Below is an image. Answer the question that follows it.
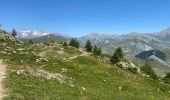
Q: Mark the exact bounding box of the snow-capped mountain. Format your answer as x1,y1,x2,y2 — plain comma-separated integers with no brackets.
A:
17,30,49,39
17,30,72,39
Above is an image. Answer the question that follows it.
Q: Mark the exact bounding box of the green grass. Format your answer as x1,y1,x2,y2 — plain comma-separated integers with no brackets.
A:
1,43,170,100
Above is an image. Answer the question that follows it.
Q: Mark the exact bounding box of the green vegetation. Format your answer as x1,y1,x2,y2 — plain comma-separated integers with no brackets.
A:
128,67,138,74
0,42,170,99
164,72,170,83
1,31,170,100
110,47,124,64
11,29,17,37
85,40,92,52
140,61,158,80
63,42,68,46
29,39,33,44
93,45,102,55
69,39,79,48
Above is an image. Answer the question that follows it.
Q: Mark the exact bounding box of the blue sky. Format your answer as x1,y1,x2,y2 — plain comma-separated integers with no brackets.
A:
0,0,170,37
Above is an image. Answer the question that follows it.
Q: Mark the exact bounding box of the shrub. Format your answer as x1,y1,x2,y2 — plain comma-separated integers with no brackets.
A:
128,67,138,74
164,72,170,83
63,42,68,46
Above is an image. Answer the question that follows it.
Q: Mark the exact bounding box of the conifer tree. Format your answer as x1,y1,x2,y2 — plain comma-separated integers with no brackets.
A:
69,39,79,48
93,45,102,55
29,39,33,44
12,29,17,37
85,40,92,52
110,47,124,64
63,42,67,46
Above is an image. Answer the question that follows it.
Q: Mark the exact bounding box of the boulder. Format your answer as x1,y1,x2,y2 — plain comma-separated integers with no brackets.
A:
116,62,129,69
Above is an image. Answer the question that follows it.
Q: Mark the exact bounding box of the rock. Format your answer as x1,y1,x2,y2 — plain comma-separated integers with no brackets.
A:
61,68,67,73
70,84,74,87
118,86,122,91
82,87,86,91
16,68,73,85
16,69,25,75
57,51,65,54
116,62,128,69
0,30,18,42
36,58,48,62
17,48,25,51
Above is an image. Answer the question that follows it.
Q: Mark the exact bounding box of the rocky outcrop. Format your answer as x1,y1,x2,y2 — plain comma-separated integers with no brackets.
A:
116,62,129,69
0,30,17,42
16,68,74,85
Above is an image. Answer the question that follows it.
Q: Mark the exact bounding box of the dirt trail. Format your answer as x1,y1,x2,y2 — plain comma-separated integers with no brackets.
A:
0,59,6,99
64,49,88,62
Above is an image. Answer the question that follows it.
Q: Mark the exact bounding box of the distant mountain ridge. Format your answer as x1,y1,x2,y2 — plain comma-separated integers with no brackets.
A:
16,27,170,75
135,50,166,61
78,27,170,73
17,30,72,39
20,34,70,43
78,27,170,53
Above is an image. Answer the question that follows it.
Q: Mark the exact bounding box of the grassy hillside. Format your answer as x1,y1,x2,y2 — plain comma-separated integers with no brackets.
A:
1,42,170,100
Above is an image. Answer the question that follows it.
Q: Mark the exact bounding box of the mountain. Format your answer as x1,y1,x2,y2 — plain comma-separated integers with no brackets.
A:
78,27,170,75
21,34,70,43
17,30,72,39
135,50,166,61
17,30,49,39
78,27,170,55
155,27,170,41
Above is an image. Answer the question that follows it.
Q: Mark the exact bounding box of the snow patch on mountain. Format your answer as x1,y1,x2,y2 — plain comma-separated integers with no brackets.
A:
18,30,49,39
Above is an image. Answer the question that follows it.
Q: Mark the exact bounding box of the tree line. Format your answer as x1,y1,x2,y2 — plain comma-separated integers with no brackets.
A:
66,39,102,56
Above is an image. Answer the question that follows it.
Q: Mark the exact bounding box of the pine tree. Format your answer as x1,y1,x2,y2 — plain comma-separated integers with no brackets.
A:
93,45,102,55
69,39,79,48
85,40,92,52
11,29,17,37
93,45,97,55
164,72,170,82
110,47,124,64
63,42,67,46
117,47,123,58
29,39,33,44
96,47,102,55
